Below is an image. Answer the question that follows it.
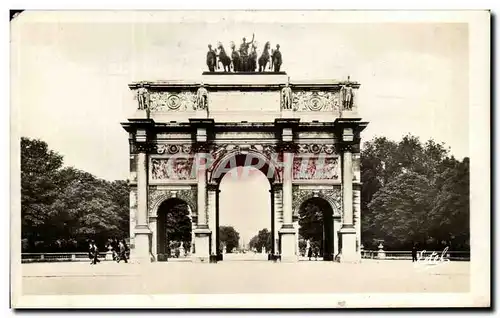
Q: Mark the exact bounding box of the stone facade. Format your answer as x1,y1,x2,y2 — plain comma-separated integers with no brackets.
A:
122,73,367,263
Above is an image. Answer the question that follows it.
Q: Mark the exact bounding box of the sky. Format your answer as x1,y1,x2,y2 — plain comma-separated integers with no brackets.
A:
11,12,469,244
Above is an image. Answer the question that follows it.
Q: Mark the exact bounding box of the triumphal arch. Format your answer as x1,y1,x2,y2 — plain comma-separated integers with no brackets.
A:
122,71,367,263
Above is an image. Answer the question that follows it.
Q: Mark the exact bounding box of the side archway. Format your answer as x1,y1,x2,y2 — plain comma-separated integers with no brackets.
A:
155,197,193,261
292,188,341,219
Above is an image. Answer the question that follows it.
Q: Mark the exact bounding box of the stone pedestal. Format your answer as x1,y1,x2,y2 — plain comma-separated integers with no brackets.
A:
338,226,359,263
193,228,211,262
279,226,297,262
133,227,153,263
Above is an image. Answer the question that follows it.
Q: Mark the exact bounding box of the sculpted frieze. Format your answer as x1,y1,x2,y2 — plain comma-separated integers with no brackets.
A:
296,144,336,155
292,91,340,112
156,144,193,155
149,91,197,112
151,158,195,180
293,157,340,180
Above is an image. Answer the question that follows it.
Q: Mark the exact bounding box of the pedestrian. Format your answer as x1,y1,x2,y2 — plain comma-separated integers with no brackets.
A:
88,241,94,265
412,244,418,262
111,238,119,261
89,240,100,265
117,240,128,263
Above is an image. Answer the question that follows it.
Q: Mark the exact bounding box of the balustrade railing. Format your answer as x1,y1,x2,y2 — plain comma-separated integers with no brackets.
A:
21,252,108,263
360,250,470,261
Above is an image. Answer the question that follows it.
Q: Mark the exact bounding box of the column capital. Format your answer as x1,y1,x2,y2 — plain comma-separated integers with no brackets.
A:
207,183,218,192
135,142,155,154
340,143,354,153
277,142,297,153
193,142,210,153
271,183,283,192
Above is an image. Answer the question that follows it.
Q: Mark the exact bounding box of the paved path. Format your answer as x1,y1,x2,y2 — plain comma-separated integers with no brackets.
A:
21,259,469,295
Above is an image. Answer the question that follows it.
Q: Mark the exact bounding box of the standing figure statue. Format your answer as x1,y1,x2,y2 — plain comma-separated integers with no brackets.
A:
239,33,255,72
206,44,217,72
281,81,293,110
271,44,282,72
137,82,149,110
340,85,354,110
230,42,241,72
249,43,258,72
196,84,209,110
258,41,271,72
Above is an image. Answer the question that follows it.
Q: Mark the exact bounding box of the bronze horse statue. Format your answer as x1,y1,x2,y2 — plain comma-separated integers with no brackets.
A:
258,41,271,72
216,43,232,72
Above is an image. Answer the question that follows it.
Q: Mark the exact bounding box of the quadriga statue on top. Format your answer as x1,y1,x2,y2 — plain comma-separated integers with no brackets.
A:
205,34,283,73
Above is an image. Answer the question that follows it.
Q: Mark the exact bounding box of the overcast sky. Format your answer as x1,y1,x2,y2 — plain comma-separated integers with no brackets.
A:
11,11,469,244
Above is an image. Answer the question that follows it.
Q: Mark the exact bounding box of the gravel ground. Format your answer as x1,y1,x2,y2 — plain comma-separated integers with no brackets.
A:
21,257,470,295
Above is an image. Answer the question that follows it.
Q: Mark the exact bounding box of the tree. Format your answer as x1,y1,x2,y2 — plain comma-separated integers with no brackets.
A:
298,201,324,247
21,137,131,252
219,226,240,253
163,201,192,251
248,228,272,252
21,138,64,250
361,134,468,251
428,157,470,250
367,171,434,249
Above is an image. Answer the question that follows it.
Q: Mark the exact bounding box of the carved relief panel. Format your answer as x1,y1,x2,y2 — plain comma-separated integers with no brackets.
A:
293,144,340,180
151,158,195,180
292,91,341,112
149,91,197,112
148,187,197,217
292,186,342,217
293,157,340,180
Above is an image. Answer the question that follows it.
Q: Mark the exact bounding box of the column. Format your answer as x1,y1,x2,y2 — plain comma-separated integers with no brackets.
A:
193,148,211,262
273,185,283,256
339,144,359,262
134,150,152,263
207,183,218,262
279,147,297,262
270,188,275,257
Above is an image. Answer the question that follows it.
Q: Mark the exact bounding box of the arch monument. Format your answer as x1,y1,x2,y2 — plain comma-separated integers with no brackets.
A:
121,71,368,263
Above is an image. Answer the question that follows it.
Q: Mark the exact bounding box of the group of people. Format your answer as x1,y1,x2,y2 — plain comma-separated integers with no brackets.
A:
88,239,129,265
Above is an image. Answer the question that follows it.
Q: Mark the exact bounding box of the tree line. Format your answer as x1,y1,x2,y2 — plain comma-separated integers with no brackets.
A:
21,137,129,252
361,135,469,251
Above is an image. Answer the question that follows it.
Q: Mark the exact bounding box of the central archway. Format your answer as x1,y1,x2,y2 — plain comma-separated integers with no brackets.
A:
209,151,279,261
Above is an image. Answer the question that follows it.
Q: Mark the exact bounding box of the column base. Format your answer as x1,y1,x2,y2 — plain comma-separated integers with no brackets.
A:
279,226,298,262
338,226,360,263
132,227,153,263
192,227,211,263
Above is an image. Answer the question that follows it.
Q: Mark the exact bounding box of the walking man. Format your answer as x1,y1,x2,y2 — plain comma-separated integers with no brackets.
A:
89,241,100,265
117,240,128,263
